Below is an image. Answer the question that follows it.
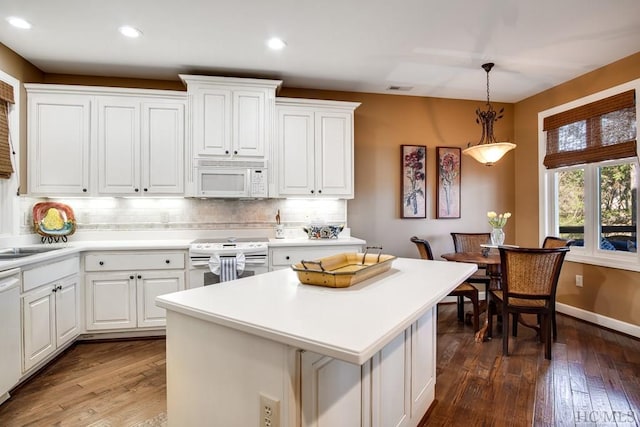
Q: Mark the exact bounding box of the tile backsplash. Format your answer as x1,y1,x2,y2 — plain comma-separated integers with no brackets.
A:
19,197,347,234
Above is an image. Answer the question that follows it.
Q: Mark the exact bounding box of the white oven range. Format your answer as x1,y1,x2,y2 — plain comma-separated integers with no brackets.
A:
188,237,269,288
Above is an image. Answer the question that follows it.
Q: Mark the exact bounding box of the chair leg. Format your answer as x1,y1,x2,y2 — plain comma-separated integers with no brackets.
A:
487,294,494,339
512,313,518,337
470,294,479,332
502,308,510,356
457,296,464,322
552,311,558,341
543,314,552,360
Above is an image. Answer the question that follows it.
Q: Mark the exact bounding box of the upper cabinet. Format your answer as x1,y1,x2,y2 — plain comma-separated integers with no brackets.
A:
97,97,185,195
27,91,92,195
274,98,360,198
179,75,282,160
26,85,186,197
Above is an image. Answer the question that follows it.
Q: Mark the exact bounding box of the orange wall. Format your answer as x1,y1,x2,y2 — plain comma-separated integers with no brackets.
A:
514,52,640,326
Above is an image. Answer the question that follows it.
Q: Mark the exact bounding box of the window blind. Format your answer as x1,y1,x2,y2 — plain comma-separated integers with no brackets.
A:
543,89,637,169
0,80,15,179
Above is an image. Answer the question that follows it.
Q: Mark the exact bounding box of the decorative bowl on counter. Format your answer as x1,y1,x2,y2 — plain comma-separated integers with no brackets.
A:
303,224,344,239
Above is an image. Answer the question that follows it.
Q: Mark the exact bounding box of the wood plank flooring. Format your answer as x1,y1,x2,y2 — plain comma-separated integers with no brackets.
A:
0,305,639,426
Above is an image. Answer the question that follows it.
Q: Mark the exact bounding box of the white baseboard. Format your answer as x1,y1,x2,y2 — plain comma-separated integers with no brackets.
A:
556,303,640,339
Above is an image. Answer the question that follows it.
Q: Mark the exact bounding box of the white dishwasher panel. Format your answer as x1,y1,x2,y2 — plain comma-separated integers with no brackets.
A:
0,268,21,405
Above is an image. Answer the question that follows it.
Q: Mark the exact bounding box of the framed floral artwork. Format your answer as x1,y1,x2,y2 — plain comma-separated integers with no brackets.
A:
401,145,426,218
436,147,461,219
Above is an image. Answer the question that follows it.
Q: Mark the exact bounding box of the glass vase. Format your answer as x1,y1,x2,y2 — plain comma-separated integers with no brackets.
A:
491,227,505,246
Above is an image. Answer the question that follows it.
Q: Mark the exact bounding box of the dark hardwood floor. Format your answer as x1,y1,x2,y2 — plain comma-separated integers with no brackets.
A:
1,305,639,426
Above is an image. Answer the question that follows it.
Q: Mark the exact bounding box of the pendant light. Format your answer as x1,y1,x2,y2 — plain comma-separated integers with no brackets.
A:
462,63,515,166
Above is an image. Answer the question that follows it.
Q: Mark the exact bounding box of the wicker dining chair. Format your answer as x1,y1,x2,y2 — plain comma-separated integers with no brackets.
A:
410,236,480,332
487,246,569,360
450,232,491,287
542,236,574,339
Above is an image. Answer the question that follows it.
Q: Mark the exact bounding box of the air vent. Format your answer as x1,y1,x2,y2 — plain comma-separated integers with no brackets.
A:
387,85,413,91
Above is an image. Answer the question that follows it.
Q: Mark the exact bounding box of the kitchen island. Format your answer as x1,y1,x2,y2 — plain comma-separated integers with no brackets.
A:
156,257,476,427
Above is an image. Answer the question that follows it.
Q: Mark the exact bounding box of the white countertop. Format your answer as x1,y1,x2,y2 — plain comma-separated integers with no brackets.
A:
156,257,476,364
0,236,367,271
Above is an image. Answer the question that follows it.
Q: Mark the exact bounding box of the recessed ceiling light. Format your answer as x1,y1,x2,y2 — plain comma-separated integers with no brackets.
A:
267,37,287,50
119,25,142,38
7,16,32,29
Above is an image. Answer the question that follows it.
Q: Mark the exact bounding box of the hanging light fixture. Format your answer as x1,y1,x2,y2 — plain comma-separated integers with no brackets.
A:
463,63,515,166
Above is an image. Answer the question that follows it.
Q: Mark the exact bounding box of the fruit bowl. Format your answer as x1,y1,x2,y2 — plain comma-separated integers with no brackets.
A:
303,224,344,239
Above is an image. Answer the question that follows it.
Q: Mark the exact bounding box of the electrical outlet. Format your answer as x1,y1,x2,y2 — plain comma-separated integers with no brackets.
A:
260,393,280,427
575,274,583,287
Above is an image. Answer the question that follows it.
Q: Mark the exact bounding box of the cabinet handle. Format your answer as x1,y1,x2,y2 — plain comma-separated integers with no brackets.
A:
57,285,62,291
130,275,135,280
137,275,142,279
225,150,229,154
99,261,104,266
310,190,314,194
52,286,58,293
143,188,148,192
82,188,87,193
165,259,170,264
135,188,139,192
233,150,238,155
318,189,322,194
285,256,290,260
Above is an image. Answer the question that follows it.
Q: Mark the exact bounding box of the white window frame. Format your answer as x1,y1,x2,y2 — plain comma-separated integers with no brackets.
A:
539,78,640,272
0,70,20,238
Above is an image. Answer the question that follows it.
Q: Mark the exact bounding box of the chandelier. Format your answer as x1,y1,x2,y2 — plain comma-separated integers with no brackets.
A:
462,63,515,166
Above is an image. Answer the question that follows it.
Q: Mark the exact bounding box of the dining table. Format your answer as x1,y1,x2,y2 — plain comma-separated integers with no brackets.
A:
441,250,502,342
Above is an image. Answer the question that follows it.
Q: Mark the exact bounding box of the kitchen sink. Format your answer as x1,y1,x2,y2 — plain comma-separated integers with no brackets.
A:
0,247,63,259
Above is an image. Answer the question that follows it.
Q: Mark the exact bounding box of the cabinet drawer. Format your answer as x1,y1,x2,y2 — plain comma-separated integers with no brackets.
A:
84,251,186,272
271,245,362,267
23,256,80,293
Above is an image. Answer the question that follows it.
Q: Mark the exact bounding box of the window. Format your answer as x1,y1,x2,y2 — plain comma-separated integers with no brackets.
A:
539,80,639,271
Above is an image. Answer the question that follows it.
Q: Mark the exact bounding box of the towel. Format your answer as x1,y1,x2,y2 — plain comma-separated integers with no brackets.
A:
208,253,246,282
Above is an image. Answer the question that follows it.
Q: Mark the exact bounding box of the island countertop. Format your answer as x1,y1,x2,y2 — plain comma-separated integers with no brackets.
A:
156,257,476,364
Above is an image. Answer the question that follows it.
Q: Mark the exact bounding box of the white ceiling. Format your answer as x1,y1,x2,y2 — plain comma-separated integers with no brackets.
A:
1,0,640,102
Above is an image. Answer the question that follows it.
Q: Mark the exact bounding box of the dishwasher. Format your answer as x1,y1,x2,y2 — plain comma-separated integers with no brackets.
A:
0,268,21,405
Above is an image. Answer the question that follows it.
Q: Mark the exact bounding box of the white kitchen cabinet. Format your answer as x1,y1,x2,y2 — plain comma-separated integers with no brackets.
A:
26,91,91,195
299,308,435,427
97,97,185,196
301,351,367,427
269,243,364,271
22,257,80,372
25,84,186,197
84,251,186,331
275,98,360,198
180,75,282,159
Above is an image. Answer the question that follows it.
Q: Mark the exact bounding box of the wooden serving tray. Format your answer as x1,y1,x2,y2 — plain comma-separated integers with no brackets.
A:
291,251,396,288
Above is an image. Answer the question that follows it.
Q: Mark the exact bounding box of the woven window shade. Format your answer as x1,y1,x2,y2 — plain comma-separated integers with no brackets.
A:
0,97,14,179
543,90,637,169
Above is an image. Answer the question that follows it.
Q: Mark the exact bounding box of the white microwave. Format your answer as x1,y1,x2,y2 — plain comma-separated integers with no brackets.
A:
195,160,268,198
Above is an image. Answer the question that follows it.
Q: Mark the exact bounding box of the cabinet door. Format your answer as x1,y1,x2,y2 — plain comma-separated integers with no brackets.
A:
85,272,137,330
28,93,91,195
22,286,56,372
410,308,436,419
55,275,81,348
142,101,185,194
233,90,266,157
315,111,353,198
276,107,315,196
97,97,141,194
136,270,185,328
195,88,232,156
301,351,363,427
371,331,411,427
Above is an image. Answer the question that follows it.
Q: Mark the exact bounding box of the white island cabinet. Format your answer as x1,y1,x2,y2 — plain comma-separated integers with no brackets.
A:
156,257,476,427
